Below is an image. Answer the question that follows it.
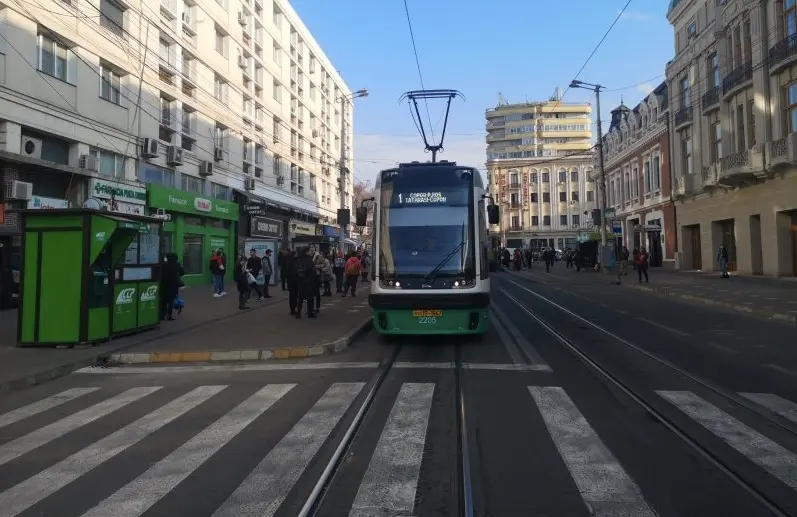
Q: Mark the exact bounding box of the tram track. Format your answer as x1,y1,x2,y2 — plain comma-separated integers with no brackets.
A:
499,275,796,517
302,338,476,517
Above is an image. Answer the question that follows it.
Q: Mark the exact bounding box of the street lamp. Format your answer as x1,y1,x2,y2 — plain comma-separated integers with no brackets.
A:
569,79,611,269
336,88,368,254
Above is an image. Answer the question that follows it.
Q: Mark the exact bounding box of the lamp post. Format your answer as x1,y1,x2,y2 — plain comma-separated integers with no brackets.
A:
570,79,612,272
337,88,368,254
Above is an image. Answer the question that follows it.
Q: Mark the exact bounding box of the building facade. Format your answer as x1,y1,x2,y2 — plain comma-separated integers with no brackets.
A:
600,82,677,268
486,97,597,250
0,0,355,299
666,0,797,276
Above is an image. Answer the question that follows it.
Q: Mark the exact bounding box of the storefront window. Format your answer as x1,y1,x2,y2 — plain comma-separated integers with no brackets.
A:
209,219,229,229
162,232,174,254
182,234,204,275
184,216,204,227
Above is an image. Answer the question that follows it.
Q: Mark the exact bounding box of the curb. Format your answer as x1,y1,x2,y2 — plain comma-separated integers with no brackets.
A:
0,296,286,395
104,316,374,365
627,283,797,323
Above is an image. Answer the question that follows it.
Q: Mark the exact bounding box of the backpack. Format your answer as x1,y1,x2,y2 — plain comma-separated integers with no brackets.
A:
345,259,360,276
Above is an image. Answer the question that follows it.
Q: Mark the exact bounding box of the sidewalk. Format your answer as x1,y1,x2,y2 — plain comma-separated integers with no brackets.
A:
107,291,372,364
0,285,370,393
513,266,797,323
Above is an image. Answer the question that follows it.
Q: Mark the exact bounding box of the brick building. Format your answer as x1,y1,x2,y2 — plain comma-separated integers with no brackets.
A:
599,82,677,268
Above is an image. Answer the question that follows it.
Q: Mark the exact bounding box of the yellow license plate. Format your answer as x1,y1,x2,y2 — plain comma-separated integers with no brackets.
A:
413,310,442,317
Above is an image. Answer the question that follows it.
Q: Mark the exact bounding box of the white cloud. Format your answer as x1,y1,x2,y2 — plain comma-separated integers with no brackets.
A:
618,11,650,21
353,134,487,185
636,83,655,95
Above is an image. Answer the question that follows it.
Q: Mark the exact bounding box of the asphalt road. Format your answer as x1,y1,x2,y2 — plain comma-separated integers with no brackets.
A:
1,274,796,516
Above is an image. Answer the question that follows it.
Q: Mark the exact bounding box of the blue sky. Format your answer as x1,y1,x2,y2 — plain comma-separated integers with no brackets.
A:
290,0,675,186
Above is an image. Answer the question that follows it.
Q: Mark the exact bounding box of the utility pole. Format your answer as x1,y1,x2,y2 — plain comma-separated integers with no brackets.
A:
337,89,368,254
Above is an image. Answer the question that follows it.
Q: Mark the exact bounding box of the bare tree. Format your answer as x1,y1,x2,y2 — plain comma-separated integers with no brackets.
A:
352,180,374,235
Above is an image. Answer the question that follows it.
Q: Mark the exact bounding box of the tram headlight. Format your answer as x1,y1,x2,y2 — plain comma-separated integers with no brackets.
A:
451,278,476,289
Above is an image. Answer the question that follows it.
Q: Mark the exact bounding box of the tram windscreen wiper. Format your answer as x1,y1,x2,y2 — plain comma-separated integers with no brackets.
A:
423,241,465,285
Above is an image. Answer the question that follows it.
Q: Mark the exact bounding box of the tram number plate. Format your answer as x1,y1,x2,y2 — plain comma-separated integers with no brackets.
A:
413,310,442,317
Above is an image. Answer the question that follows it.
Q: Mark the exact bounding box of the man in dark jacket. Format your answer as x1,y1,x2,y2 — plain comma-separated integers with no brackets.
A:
294,247,316,318
245,248,263,300
285,250,299,315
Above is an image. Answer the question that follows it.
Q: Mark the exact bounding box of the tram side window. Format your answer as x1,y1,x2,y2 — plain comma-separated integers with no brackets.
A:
478,200,488,279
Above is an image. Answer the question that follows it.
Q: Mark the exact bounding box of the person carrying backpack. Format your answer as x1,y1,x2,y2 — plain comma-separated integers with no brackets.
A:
341,252,362,297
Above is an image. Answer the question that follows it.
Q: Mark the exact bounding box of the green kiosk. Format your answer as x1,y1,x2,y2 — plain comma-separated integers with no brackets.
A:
15,209,164,347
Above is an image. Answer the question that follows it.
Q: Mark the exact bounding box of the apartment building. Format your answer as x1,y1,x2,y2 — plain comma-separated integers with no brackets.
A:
0,0,354,288
666,0,797,276
486,97,597,250
600,82,677,268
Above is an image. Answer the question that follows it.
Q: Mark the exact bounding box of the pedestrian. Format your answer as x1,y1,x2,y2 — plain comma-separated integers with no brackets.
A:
261,249,273,297
234,256,251,310
333,251,345,293
246,248,264,301
321,252,333,296
286,249,299,315
295,246,317,318
278,246,291,290
717,244,730,278
342,252,362,297
160,253,183,321
209,249,226,297
636,246,650,283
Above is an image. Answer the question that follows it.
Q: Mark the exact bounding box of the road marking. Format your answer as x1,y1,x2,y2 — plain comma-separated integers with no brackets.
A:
615,309,629,315
213,383,365,517
658,390,797,489
491,302,547,364
701,341,738,355
740,393,797,425
488,312,524,364
82,384,295,517
349,383,434,517
0,386,226,517
394,362,454,369
636,317,689,336
463,363,552,371
0,387,100,428
75,362,381,374
763,364,797,378
0,387,159,467
529,386,657,516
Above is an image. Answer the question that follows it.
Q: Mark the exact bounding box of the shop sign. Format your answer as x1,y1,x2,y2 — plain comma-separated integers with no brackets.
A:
147,184,238,221
251,216,282,238
244,202,267,216
28,195,69,210
290,220,316,236
89,178,147,205
321,224,340,237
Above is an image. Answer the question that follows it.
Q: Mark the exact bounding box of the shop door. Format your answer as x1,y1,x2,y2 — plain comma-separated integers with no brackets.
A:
689,226,702,270
647,231,663,267
720,220,737,271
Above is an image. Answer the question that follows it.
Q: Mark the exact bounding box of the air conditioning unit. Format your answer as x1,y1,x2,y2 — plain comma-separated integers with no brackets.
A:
20,136,42,159
276,175,284,185
238,55,247,68
199,161,213,176
238,11,246,25
79,154,98,172
181,12,191,24
8,180,33,201
312,130,319,138
142,138,159,158
213,147,224,161
167,146,183,165
244,176,255,190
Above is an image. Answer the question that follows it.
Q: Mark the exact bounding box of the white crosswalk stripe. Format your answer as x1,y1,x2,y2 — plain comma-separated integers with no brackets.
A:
6,384,797,516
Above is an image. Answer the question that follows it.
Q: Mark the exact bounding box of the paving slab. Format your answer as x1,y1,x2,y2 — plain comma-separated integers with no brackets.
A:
513,267,797,323
0,286,290,394
106,293,373,365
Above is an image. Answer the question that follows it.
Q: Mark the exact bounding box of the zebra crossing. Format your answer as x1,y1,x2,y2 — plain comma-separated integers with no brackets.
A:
3,383,797,516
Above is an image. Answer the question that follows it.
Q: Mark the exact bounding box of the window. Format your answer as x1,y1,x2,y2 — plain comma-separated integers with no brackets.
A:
587,190,594,202
558,170,567,183
89,147,124,178
530,172,537,183
570,170,578,182
688,22,696,38
710,53,719,88
273,42,282,67
632,167,639,197
214,123,228,150
100,0,125,38
542,192,550,203
680,76,691,107
643,160,651,192
142,165,174,187
560,215,567,226
38,34,68,82
624,171,630,200
215,27,227,56
543,216,551,226
181,174,203,193
273,79,281,102
530,192,538,203
541,172,550,183
211,182,231,200
743,19,752,64
100,65,121,104
681,129,693,175
785,82,797,134
531,216,539,226
559,191,567,202
711,121,722,162
573,215,580,226
736,104,745,151
747,99,756,146
571,191,578,201
652,155,661,190
784,0,796,38
214,74,227,103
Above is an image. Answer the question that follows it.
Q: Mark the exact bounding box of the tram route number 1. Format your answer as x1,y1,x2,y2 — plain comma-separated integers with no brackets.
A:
413,309,442,324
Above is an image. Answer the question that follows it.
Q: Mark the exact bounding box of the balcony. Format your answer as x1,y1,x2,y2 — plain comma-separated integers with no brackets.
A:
160,0,177,18
672,175,686,198
181,60,197,87
769,34,797,74
159,49,177,75
701,87,720,114
509,202,520,209
701,163,718,190
718,145,764,186
673,105,693,129
766,133,797,171
509,182,520,189
507,225,523,232
722,61,753,97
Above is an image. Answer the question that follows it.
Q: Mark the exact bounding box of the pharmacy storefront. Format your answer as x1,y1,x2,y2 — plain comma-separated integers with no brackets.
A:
87,178,147,215
147,184,238,286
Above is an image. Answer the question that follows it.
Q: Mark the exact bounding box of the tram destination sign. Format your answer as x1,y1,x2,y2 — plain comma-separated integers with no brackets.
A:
390,188,467,207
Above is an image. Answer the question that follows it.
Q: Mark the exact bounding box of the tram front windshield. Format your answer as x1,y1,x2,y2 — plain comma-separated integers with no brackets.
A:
378,170,475,279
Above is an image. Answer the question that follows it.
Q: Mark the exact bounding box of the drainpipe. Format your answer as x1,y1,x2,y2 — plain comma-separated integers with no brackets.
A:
666,110,679,262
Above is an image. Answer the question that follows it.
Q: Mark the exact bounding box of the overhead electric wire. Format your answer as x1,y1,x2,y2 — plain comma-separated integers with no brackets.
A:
401,0,435,141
